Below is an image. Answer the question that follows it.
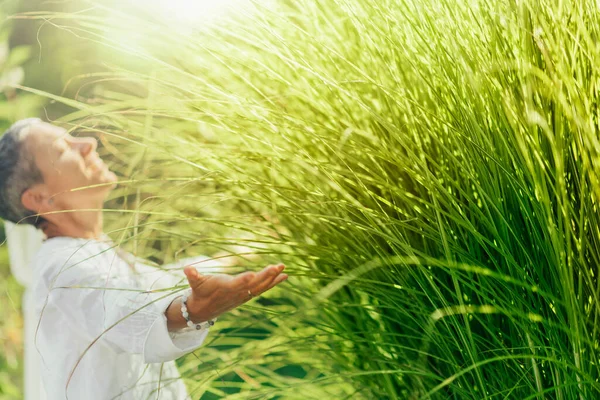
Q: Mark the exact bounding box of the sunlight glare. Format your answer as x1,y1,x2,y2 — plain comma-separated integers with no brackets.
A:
102,0,253,56
139,0,243,25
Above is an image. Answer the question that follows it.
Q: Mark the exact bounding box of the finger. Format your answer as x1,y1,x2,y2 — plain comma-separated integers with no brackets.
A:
252,264,280,284
252,264,285,285
230,264,285,290
269,273,288,288
252,273,288,297
249,265,285,295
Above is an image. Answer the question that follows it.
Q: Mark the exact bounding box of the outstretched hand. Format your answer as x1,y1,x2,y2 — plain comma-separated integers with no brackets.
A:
182,263,288,322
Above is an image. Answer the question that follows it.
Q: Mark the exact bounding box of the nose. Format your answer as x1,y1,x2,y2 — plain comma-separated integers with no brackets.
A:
72,136,98,157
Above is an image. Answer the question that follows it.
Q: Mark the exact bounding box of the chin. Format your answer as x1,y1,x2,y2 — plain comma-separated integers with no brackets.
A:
96,170,118,194
105,171,118,190
106,170,118,182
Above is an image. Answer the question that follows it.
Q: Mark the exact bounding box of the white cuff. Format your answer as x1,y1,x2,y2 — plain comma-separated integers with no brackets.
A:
142,292,212,364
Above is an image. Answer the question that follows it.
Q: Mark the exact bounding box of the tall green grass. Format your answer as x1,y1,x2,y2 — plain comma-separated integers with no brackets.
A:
15,0,600,397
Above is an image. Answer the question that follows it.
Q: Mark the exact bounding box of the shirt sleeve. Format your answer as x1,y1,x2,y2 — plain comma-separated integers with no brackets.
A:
134,256,225,363
39,248,214,364
142,292,213,363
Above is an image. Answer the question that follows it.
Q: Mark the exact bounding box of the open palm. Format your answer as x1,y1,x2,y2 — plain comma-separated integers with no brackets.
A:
182,263,287,322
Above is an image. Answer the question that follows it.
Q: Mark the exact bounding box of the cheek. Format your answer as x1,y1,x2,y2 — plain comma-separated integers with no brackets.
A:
49,159,89,186
63,155,88,174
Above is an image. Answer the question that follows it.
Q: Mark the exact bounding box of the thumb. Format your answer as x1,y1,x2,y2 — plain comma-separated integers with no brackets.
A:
184,265,203,285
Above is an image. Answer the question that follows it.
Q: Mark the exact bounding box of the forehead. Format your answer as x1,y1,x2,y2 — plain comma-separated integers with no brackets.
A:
23,122,67,149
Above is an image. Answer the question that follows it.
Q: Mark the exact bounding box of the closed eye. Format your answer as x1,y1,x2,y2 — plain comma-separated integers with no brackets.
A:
55,139,69,155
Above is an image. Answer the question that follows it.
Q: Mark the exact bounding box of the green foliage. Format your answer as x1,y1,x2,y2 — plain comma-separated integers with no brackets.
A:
14,0,600,398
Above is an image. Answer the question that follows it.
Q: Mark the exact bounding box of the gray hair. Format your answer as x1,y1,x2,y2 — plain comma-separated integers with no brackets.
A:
0,118,46,227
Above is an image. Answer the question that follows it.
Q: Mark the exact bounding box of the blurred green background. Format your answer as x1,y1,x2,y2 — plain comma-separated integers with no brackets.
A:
0,0,49,397
0,226,22,400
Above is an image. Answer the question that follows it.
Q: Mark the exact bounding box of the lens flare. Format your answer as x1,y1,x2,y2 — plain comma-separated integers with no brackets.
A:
135,0,242,25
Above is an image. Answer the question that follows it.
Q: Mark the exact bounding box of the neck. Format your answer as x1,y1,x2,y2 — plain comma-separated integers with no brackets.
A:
42,208,104,240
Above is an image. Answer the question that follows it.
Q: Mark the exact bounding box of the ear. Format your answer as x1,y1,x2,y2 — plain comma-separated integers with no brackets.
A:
21,184,52,215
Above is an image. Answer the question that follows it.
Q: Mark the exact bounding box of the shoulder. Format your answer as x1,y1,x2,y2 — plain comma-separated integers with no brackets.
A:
35,237,97,268
31,237,117,289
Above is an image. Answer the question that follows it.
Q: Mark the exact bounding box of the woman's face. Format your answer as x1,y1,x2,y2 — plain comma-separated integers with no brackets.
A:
23,122,117,210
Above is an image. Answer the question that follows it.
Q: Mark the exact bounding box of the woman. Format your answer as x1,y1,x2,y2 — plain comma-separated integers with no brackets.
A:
0,118,288,399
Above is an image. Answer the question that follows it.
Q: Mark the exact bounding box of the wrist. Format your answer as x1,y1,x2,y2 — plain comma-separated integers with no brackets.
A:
166,295,188,332
181,289,216,330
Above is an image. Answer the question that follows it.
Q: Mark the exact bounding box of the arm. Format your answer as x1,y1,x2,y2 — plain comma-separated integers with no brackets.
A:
39,246,286,364
134,259,286,362
165,263,288,332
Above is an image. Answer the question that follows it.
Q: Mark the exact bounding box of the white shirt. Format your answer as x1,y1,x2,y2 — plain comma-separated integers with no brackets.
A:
29,235,218,400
